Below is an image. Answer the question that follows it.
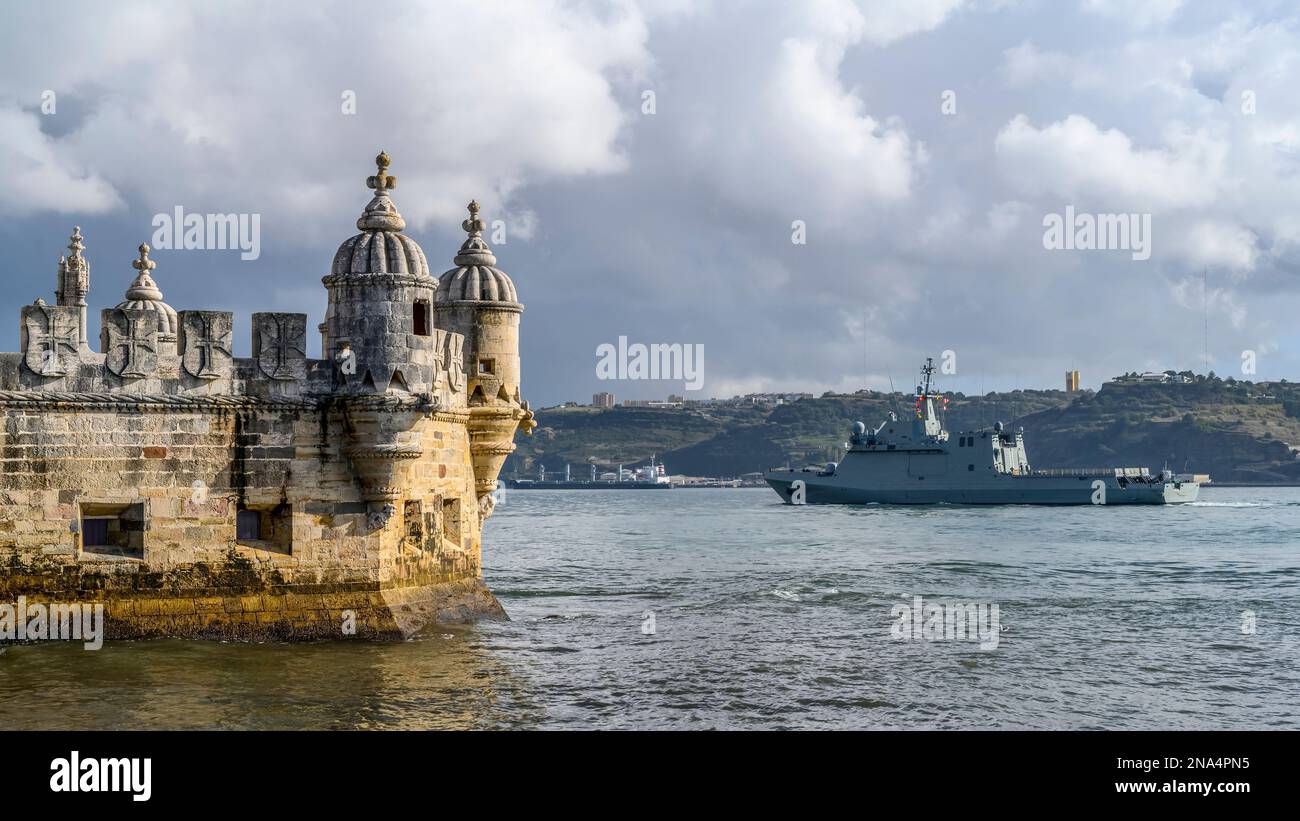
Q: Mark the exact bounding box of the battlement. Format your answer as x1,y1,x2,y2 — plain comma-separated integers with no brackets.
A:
7,245,469,407
3,301,468,406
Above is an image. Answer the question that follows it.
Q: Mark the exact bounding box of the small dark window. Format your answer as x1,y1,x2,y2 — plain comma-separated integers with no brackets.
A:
83,518,109,546
968,464,975,471
413,301,430,336
235,505,292,554
236,509,261,541
478,358,495,375
79,502,145,559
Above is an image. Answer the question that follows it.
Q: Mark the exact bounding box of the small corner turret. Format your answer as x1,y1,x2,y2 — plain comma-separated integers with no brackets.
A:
435,199,534,515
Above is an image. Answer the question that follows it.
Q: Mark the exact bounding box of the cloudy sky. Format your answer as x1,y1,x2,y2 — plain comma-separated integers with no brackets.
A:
3,0,1299,406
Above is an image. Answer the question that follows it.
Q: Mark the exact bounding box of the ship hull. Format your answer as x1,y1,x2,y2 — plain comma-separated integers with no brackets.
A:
765,470,1199,505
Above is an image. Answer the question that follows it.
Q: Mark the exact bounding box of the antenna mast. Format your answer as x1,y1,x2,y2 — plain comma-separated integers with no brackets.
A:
1203,266,1209,374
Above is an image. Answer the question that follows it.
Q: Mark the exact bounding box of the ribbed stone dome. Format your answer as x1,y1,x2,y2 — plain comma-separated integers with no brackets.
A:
330,151,431,279
332,231,429,277
436,201,520,305
117,243,178,339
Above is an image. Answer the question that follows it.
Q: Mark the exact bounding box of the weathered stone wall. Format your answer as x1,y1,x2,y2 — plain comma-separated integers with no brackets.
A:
0,389,503,640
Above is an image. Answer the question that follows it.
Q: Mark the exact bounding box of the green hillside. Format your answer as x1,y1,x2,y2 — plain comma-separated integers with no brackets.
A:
1019,378,1300,482
508,376,1300,483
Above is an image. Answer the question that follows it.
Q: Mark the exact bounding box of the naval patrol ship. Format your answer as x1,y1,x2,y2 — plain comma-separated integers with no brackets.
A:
766,358,1202,506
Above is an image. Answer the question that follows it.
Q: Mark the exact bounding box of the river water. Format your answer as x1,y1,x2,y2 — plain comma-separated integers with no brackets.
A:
2,487,1296,729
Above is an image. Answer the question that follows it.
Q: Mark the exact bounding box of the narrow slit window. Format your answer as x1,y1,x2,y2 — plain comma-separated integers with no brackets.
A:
413,301,431,336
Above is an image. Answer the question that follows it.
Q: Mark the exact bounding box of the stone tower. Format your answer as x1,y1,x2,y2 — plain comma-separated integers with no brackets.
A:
323,151,438,395
1,150,535,640
436,201,535,514
54,226,90,349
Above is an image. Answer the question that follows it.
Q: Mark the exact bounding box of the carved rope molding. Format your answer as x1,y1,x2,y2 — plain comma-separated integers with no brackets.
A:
0,391,443,414
0,391,318,412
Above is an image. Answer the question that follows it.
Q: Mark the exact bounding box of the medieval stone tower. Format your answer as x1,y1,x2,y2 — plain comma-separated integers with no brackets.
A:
0,151,534,641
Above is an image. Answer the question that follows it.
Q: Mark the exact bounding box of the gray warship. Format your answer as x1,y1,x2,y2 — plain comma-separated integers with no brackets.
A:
766,358,1202,506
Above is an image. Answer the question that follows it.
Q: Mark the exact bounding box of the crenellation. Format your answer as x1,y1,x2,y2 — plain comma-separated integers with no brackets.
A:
0,151,534,640
178,310,234,382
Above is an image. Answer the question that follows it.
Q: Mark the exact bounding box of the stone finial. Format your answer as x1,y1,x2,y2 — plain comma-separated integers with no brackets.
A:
133,243,155,274
357,150,406,232
125,243,164,302
57,226,90,303
69,227,89,289
366,150,396,194
453,198,497,267
462,200,485,236
68,226,86,259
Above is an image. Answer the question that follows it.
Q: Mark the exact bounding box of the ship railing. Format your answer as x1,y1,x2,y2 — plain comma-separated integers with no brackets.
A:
1028,468,1129,477
766,466,832,475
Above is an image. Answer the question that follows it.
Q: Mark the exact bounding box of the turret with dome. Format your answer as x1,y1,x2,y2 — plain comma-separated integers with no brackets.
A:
321,151,438,395
436,199,533,508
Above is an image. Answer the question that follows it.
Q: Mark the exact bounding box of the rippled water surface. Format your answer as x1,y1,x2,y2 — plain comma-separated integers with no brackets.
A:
2,487,1297,729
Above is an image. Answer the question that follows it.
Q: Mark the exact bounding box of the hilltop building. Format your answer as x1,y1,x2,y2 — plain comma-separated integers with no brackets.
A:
1109,371,1194,385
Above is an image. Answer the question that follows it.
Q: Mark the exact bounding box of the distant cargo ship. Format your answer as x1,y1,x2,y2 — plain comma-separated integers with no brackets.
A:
765,357,1204,506
508,479,672,490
